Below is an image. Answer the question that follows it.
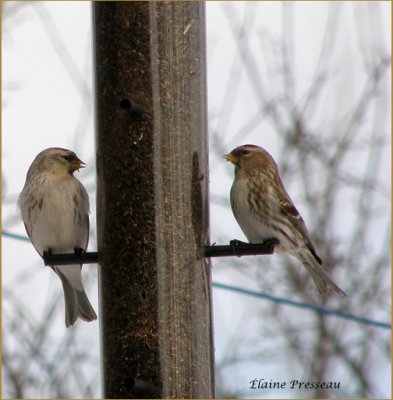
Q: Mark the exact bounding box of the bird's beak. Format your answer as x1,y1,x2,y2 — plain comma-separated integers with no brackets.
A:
71,159,86,172
224,153,237,164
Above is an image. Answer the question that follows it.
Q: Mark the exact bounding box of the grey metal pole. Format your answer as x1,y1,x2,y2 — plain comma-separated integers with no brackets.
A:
93,1,214,398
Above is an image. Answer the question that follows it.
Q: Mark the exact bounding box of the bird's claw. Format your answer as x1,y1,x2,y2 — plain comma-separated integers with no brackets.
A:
229,238,279,255
42,249,53,266
229,239,248,248
263,238,279,253
74,247,85,257
229,239,248,257
43,249,53,258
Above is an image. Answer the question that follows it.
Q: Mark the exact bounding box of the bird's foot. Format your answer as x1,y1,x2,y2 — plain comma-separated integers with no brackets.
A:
229,239,249,257
43,249,53,258
74,247,85,257
263,238,280,253
229,239,249,249
42,249,53,266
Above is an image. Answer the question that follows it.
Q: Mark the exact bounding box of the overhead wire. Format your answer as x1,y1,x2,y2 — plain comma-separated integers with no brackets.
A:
213,282,391,330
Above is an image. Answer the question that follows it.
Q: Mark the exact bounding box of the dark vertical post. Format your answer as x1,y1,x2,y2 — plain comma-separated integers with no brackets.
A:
93,2,213,399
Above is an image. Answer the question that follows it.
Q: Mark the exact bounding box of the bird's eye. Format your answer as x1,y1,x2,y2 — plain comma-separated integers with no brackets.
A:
242,150,250,155
62,155,70,161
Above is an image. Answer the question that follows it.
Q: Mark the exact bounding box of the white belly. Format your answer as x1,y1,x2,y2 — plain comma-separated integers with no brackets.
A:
28,179,88,255
230,178,287,252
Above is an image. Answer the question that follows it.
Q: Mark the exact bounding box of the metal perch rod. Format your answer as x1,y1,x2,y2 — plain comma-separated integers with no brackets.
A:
42,239,279,266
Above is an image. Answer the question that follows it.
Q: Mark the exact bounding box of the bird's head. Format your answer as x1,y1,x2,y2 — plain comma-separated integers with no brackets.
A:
224,144,278,175
30,147,86,177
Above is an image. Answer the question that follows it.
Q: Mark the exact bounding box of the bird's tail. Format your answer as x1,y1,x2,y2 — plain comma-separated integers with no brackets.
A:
54,265,97,327
296,252,346,296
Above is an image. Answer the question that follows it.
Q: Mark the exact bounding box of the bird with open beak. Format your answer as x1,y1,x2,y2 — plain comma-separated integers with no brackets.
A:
18,147,97,327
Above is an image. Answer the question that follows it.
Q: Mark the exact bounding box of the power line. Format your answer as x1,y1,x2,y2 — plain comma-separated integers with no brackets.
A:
213,282,391,330
3,230,391,330
2,230,30,242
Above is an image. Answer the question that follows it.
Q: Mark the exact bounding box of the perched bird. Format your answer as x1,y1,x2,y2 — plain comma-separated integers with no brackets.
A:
18,147,97,327
225,144,346,296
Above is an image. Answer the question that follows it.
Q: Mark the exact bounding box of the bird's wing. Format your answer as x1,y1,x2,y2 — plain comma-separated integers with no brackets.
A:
77,180,90,251
276,186,322,265
23,221,45,257
82,213,89,251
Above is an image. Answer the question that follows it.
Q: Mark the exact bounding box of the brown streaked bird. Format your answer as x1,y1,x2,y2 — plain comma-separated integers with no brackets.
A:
18,147,97,327
225,144,346,296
